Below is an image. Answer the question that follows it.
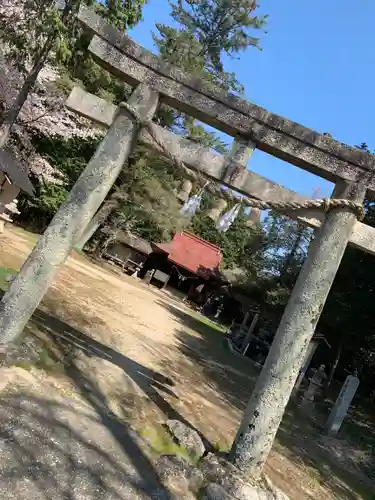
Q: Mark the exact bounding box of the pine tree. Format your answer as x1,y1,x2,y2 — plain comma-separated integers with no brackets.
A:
155,0,267,95
153,0,266,150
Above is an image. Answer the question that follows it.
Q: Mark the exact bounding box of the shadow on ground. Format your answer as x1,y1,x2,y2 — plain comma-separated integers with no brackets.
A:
0,391,165,500
1,294,374,500
157,300,375,500
0,309,192,499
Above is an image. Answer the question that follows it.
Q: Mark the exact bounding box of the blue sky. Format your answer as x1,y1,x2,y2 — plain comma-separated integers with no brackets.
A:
129,0,375,198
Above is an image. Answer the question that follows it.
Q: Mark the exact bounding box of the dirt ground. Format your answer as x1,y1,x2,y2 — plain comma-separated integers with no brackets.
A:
0,226,374,500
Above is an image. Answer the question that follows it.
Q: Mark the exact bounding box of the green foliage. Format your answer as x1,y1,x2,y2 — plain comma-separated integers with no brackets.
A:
191,207,264,273
17,135,100,230
34,135,100,187
153,0,266,153
25,182,69,221
95,0,147,30
65,1,148,102
66,29,128,103
262,211,312,278
320,212,375,395
158,0,267,95
0,0,70,73
171,0,267,63
102,147,190,243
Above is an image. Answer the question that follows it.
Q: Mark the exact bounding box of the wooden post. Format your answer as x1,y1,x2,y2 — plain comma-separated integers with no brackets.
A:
229,181,366,476
74,210,102,251
241,312,260,353
0,85,159,345
241,310,251,329
292,338,320,397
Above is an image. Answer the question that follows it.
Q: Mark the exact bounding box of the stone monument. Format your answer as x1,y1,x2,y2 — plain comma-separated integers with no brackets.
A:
325,375,359,436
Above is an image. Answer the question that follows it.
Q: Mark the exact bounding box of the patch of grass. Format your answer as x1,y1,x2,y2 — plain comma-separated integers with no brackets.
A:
12,361,33,372
72,247,90,262
34,347,64,373
138,425,199,465
0,267,18,291
186,309,227,335
12,347,66,374
212,440,230,453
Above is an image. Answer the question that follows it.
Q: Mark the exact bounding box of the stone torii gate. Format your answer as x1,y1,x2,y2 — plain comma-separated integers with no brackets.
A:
1,4,375,478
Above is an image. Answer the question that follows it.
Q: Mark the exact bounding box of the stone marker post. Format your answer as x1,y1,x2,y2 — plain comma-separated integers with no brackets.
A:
0,84,159,344
230,180,366,476
325,375,359,436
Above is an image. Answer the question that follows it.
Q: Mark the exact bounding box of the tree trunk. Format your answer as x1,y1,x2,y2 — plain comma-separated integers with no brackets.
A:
0,42,52,148
75,192,125,250
279,225,304,283
0,1,75,149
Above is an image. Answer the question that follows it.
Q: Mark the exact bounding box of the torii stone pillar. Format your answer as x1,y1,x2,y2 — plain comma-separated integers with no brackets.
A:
0,85,159,344
230,180,366,476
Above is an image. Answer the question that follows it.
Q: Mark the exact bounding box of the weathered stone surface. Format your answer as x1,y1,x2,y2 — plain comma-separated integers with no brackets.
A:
202,481,277,500
231,183,366,475
202,483,234,500
200,453,245,485
154,455,204,493
200,454,289,500
165,420,206,459
220,477,271,500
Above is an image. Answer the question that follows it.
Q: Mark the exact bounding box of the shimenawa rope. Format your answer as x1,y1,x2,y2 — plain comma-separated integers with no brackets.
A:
119,102,365,221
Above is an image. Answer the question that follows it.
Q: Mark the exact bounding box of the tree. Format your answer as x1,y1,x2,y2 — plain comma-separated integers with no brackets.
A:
191,201,264,272
166,0,267,94
0,0,147,148
0,0,69,147
261,211,312,280
153,0,266,139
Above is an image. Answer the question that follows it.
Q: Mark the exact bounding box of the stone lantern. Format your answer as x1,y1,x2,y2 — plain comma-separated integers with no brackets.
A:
0,198,21,233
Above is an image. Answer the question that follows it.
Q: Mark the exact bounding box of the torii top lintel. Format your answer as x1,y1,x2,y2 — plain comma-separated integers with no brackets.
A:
78,4,375,196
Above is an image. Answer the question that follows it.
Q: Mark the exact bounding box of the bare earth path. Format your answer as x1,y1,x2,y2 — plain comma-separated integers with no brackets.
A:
0,227,373,500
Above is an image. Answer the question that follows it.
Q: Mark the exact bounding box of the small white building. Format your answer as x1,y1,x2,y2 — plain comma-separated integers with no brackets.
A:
0,148,34,230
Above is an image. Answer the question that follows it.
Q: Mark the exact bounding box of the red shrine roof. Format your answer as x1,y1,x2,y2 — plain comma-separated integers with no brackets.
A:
156,232,223,278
